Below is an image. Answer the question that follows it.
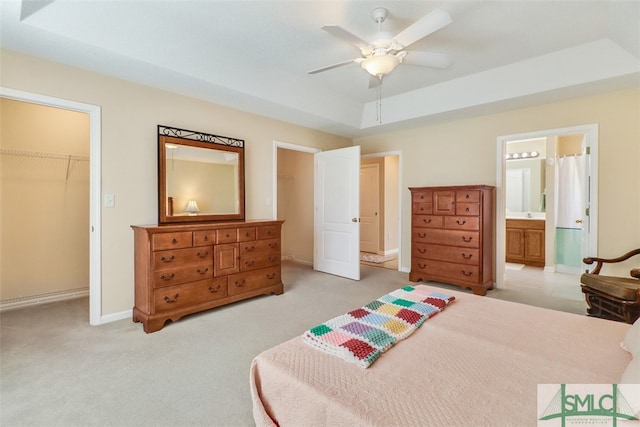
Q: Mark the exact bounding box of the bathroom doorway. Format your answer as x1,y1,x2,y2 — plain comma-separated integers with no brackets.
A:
496,124,598,290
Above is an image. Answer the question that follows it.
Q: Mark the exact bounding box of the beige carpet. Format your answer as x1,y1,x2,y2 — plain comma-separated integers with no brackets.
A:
0,260,587,427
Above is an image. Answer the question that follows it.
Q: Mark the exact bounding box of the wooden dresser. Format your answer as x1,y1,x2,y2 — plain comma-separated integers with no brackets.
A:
409,185,494,295
131,220,284,333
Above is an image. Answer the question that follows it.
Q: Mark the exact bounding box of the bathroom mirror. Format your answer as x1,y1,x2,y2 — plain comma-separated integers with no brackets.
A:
505,158,546,216
158,125,244,224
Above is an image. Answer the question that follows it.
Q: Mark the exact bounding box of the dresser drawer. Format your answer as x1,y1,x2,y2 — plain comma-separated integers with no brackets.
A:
443,216,480,230
152,232,193,251
411,190,432,202
153,263,213,288
228,266,281,296
412,202,433,215
257,225,280,240
153,277,228,313
240,253,281,271
455,202,480,216
153,246,213,271
412,229,480,248
240,238,280,255
456,190,481,203
413,243,479,266
411,259,479,283
193,230,216,246
216,228,238,244
238,227,256,242
412,215,443,228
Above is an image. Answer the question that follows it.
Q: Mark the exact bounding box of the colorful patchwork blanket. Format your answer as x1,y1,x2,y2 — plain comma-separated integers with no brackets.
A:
302,285,455,368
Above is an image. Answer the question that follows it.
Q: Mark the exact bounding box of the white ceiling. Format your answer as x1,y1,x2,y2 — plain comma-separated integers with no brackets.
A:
2,0,639,138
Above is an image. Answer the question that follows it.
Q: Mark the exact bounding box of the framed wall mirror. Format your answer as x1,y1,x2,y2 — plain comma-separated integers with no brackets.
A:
158,125,245,224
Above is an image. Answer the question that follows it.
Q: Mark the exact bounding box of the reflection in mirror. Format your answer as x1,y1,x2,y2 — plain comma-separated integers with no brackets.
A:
505,138,546,218
158,126,244,224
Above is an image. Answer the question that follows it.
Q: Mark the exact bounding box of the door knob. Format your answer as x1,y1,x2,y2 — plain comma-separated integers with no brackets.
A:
575,219,583,224
352,218,359,222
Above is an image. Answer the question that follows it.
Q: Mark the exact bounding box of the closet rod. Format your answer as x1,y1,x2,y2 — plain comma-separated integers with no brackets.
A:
0,148,89,162
556,153,582,158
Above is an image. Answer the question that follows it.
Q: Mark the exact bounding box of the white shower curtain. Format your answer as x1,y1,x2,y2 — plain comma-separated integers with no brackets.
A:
554,154,583,267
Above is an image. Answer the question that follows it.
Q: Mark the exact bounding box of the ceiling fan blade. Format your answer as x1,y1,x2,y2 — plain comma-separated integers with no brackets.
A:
393,9,452,48
308,59,357,75
403,51,453,69
321,25,370,49
368,75,382,89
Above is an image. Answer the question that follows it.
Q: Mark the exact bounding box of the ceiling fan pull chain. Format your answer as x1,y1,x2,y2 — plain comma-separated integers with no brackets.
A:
377,83,383,124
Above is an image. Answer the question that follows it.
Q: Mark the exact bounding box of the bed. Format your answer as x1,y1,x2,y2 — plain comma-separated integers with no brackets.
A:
250,284,638,426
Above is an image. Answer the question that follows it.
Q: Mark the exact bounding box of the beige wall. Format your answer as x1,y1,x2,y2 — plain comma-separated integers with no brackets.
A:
1,49,351,316
1,98,90,300
356,88,640,277
277,148,314,263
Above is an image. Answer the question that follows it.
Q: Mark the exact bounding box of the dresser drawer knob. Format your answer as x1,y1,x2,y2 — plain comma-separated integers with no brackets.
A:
160,255,175,263
461,270,472,277
245,260,255,267
235,279,246,287
245,245,255,252
462,236,473,243
208,285,221,293
418,248,426,254
418,233,426,238
268,243,278,249
465,194,470,199
465,207,470,212
171,238,178,244
418,263,427,269
163,294,179,303
225,233,230,238
422,219,431,224
197,251,209,258
204,236,209,241
197,268,209,274
266,273,276,280
160,273,175,281
456,220,466,225
462,253,472,260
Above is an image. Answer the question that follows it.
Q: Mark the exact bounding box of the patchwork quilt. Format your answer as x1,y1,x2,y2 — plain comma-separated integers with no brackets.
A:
302,285,455,368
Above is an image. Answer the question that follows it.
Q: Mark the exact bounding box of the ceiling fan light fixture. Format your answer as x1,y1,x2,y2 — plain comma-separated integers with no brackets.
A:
361,54,400,77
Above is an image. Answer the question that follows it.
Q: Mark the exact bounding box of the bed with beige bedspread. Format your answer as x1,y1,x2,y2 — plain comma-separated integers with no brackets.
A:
250,284,638,426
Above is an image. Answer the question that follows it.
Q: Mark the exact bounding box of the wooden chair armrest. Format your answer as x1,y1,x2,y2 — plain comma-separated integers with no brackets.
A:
583,248,640,275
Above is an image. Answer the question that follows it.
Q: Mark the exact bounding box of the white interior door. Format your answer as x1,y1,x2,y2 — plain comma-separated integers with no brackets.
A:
360,163,380,253
314,146,360,280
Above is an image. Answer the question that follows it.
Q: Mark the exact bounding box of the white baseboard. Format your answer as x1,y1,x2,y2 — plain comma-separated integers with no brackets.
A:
0,288,89,312
100,309,132,325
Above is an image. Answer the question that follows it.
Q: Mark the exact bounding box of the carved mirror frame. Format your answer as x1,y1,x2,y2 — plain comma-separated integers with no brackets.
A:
158,125,245,224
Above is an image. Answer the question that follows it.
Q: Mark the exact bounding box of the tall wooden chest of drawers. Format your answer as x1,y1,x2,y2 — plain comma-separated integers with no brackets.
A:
131,220,284,333
409,185,494,295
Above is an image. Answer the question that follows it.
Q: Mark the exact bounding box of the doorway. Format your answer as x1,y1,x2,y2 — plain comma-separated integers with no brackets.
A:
496,124,598,291
0,87,101,325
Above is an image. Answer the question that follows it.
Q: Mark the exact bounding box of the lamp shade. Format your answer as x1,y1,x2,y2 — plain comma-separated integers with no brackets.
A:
361,54,401,77
184,200,200,215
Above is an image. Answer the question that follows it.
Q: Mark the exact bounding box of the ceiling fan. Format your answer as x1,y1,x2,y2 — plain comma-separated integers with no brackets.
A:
309,7,453,88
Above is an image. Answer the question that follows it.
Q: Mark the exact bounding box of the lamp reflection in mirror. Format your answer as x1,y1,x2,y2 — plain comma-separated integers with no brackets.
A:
184,200,200,216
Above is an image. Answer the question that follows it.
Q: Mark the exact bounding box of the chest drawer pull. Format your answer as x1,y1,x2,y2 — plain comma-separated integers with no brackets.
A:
418,233,426,238
160,273,175,281
163,294,179,303
418,262,427,269
196,268,209,275
196,251,209,258
244,245,255,252
208,285,221,293
172,238,178,244
268,256,277,262
268,242,278,249
422,219,431,224
456,220,466,225
160,255,175,263
266,273,276,280
244,260,255,267
461,270,473,277
462,236,473,243
204,236,209,241
418,248,426,254
234,279,246,287
462,253,473,260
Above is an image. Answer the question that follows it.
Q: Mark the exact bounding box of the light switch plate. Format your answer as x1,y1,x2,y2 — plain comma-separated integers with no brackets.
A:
104,194,115,208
